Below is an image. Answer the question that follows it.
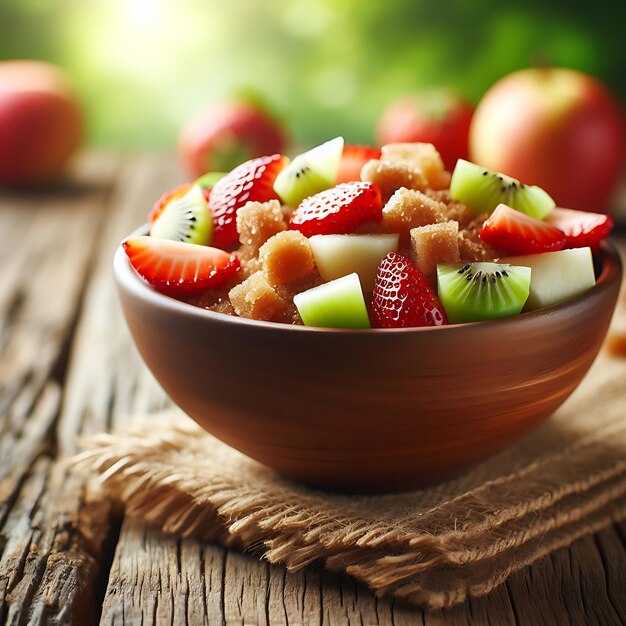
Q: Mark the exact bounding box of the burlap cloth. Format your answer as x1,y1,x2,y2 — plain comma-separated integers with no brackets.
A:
73,305,626,610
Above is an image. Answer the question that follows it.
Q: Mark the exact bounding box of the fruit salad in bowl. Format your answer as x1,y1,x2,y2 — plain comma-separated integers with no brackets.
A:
114,138,621,492
121,138,614,329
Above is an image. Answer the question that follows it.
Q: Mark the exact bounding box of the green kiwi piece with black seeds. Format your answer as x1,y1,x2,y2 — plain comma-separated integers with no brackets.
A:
450,159,555,219
437,261,531,323
150,184,213,245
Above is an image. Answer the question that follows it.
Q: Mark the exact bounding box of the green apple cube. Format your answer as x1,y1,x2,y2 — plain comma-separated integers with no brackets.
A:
273,136,344,207
308,234,399,291
502,247,596,310
293,273,370,329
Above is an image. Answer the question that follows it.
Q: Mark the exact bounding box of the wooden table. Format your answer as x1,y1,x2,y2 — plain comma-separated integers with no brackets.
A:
1,153,626,625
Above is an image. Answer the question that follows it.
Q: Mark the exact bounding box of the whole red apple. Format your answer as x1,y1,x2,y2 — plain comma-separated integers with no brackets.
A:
470,68,626,213
377,89,474,170
179,101,288,178
0,60,83,187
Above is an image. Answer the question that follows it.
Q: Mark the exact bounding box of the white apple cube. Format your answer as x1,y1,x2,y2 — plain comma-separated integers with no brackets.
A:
308,234,399,291
293,273,370,329
503,247,595,310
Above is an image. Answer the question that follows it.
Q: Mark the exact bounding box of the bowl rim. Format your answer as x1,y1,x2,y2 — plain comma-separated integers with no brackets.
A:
113,225,622,335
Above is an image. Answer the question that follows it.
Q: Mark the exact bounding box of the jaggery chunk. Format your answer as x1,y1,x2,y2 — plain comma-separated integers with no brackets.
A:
186,273,243,311
457,214,501,262
360,159,427,203
233,250,261,278
228,271,289,321
410,221,461,286
208,298,236,316
236,199,286,255
419,198,501,262
259,231,317,287
458,236,496,262
426,190,475,228
382,188,447,244
381,143,450,190
274,300,304,325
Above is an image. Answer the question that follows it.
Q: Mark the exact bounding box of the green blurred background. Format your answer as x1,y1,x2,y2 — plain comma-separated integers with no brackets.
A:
1,0,624,149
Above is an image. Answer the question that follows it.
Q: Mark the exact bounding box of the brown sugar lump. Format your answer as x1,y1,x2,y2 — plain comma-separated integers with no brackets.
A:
426,189,475,228
186,272,243,311
233,251,262,279
459,213,506,261
410,221,461,286
236,199,286,254
457,214,501,262
360,159,427,203
228,271,289,321
458,230,501,262
207,298,236,316
274,300,304,325
259,230,317,287
382,188,447,244
458,234,499,262
381,143,450,190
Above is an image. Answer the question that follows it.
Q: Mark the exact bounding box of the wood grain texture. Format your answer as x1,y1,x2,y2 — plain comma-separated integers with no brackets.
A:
0,154,120,624
1,153,626,624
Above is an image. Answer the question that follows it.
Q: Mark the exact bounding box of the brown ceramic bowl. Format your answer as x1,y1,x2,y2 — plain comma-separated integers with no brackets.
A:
114,231,622,493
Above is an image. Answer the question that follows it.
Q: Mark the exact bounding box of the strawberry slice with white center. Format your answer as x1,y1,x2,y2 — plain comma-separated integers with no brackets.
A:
480,203,567,255
371,252,447,328
336,144,382,183
209,153,288,249
289,181,383,237
123,236,240,297
545,206,613,250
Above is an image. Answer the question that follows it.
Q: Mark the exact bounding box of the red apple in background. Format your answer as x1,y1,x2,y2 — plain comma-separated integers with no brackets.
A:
179,101,288,178
0,61,83,187
470,68,626,213
377,89,474,170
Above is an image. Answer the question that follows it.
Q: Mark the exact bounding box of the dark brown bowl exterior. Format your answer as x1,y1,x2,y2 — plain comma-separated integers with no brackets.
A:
114,237,622,492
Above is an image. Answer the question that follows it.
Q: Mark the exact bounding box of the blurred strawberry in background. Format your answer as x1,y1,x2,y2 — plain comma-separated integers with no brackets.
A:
470,68,626,213
377,89,474,171
178,100,289,178
0,60,83,187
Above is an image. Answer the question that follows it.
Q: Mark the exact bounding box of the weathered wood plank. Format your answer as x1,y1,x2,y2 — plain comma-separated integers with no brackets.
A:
504,531,626,626
57,155,176,454
0,456,112,625
0,383,58,517
0,154,120,624
0,153,119,479
100,520,226,625
595,524,626,620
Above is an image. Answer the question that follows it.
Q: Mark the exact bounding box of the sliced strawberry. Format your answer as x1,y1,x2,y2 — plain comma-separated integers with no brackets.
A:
209,154,288,248
480,204,567,255
123,236,240,297
149,183,211,224
289,182,383,237
545,206,613,250
336,144,382,183
371,252,447,328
